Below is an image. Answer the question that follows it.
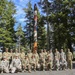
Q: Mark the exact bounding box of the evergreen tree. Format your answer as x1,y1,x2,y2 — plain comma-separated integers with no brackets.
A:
0,0,16,48
15,24,25,52
23,1,34,50
37,11,47,50
38,0,75,51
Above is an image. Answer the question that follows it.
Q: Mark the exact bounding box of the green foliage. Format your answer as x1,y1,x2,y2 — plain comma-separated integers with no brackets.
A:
38,0,75,50
23,1,34,50
37,12,47,49
0,0,16,48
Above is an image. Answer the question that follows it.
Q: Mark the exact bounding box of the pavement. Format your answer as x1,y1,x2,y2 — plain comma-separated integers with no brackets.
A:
0,70,75,75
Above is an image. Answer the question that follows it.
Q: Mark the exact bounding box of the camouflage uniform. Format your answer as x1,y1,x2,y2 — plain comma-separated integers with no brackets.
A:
39,50,44,58
13,49,20,59
30,55,36,71
60,49,66,60
54,49,60,60
67,49,73,69
22,55,31,72
0,56,9,73
10,55,22,73
39,56,45,71
43,49,47,60
3,48,10,60
32,51,39,68
47,50,54,69
60,58,67,70
27,50,32,61
54,56,60,71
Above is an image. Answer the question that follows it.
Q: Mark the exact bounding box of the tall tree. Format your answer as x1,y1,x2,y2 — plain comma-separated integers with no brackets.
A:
37,11,47,50
0,0,16,48
15,24,25,52
24,1,34,50
38,0,75,51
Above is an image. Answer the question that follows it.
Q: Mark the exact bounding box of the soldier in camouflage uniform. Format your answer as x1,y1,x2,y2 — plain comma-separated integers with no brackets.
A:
39,50,44,58
54,49,60,60
32,50,39,69
39,56,45,71
0,56,9,73
22,55,31,73
9,49,14,64
30,55,36,71
3,48,10,61
67,49,73,69
46,56,52,71
13,49,20,59
20,49,25,66
43,49,47,60
47,50,54,69
27,50,32,62
59,57,67,70
54,56,60,71
10,54,22,73
60,49,66,60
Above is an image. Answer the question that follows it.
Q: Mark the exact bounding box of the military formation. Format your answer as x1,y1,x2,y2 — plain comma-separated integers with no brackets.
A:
0,48,73,73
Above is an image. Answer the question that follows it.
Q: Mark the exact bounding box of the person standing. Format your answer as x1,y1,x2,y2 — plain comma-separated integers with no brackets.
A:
67,49,73,69
3,48,10,61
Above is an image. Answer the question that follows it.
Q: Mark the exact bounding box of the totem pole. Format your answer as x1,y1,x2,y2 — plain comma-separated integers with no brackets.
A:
33,4,38,52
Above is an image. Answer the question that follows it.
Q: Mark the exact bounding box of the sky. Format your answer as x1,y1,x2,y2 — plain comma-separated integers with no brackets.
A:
12,0,40,30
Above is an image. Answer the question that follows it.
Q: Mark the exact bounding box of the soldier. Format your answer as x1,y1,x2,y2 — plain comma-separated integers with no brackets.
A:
27,50,32,61
60,57,67,70
67,48,73,69
20,49,25,63
13,49,20,59
22,55,31,73
46,56,52,71
39,56,45,71
43,49,47,59
47,50,54,68
30,55,36,71
54,56,60,71
60,49,66,60
3,48,10,60
10,55,22,73
54,49,60,60
0,56,9,73
39,50,44,58
32,50,39,69
9,49,14,64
